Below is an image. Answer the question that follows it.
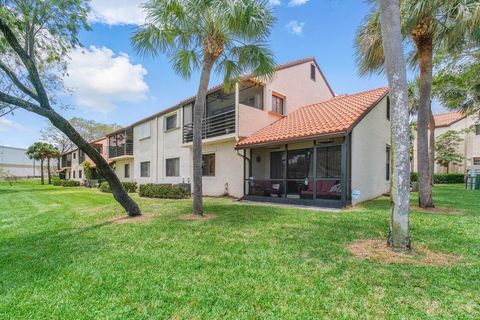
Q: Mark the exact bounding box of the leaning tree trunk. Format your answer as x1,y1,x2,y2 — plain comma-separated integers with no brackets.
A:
192,55,215,216
379,0,411,251
40,157,44,185
47,157,51,184
0,20,141,217
412,27,435,208
429,111,435,186
45,110,141,216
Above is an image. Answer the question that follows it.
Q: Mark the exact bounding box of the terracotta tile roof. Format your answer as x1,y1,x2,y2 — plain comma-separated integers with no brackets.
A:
236,87,388,148
433,112,466,128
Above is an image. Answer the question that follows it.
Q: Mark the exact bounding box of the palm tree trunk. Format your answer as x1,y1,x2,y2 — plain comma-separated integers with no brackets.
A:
40,158,44,185
47,157,51,184
429,111,435,185
192,55,215,216
379,0,411,251
413,33,435,208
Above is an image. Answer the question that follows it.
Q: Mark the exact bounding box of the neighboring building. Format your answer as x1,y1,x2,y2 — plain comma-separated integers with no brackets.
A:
0,145,41,178
60,137,108,181
412,111,480,174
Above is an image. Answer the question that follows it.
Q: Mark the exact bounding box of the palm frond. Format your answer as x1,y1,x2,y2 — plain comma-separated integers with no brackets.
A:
354,9,385,76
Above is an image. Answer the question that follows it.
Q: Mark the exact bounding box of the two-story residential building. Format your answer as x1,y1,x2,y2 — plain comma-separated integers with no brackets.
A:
412,111,480,174
102,57,392,208
60,137,109,181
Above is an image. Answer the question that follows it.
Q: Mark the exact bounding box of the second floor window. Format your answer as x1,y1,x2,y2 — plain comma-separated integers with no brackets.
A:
140,161,150,177
310,64,316,81
475,124,480,135
138,122,151,140
165,113,178,131
272,95,285,115
202,154,215,176
474,157,480,165
386,97,391,120
73,152,76,159
166,158,180,177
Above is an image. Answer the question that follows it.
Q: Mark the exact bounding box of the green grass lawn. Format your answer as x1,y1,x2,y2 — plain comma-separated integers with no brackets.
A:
0,180,479,319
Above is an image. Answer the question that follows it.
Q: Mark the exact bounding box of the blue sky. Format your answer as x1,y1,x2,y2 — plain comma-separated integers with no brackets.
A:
0,0,445,148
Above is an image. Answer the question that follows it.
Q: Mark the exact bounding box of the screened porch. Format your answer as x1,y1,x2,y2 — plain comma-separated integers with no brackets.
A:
242,136,351,208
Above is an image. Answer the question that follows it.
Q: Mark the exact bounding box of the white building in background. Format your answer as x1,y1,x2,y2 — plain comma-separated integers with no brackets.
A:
0,145,42,178
412,112,480,174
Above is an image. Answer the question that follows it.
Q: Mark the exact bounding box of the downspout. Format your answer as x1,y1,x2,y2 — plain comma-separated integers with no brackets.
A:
235,82,240,141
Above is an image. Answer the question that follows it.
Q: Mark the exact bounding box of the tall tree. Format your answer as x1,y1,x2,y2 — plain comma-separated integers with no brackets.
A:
355,0,479,208
378,0,411,250
132,0,276,216
41,117,122,154
44,144,60,184
26,142,50,185
435,129,465,173
0,1,141,216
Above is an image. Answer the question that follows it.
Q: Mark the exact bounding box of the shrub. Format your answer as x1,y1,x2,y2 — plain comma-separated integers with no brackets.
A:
434,173,464,184
52,176,62,186
61,180,80,187
99,181,111,193
410,172,418,183
122,182,137,193
410,172,464,184
139,183,188,199
98,181,138,193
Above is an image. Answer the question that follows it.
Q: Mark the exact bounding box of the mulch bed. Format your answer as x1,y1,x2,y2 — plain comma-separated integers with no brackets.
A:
179,213,217,221
347,239,461,266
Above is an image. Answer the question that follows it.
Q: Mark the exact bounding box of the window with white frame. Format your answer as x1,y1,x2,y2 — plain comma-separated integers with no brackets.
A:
140,161,150,177
165,112,178,131
202,154,215,176
137,122,151,140
272,94,285,115
166,158,180,177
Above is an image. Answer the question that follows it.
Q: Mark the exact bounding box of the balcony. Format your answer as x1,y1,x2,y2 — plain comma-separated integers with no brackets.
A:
108,128,134,159
182,109,236,143
61,155,72,168
108,142,133,159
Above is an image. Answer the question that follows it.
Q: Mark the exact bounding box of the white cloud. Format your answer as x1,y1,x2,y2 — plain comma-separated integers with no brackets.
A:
288,0,309,7
0,118,25,132
64,46,149,113
286,20,305,35
89,0,146,25
269,0,282,5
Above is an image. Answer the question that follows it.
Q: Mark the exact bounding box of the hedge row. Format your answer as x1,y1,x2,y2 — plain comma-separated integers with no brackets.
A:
139,183,188,199
59,180,80,187
99,181,137,193
410,172,464,184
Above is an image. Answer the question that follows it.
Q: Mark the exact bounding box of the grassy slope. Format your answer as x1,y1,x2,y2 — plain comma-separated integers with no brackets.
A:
0,180,479,319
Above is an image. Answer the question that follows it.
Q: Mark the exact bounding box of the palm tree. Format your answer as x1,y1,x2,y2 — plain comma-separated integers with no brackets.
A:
378,0,411,251
26,142,50,185
45,145,60,184
132,0,276,216
355,0,479,208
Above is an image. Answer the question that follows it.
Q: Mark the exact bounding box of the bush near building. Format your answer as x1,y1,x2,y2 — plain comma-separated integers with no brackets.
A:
139,184,188,199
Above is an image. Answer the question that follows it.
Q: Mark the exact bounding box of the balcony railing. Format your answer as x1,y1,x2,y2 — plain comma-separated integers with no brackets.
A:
182,109,236,143
108,142,133,159
61,158,72,168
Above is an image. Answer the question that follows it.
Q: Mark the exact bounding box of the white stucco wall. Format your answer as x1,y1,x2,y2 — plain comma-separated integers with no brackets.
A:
351,96,391,204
